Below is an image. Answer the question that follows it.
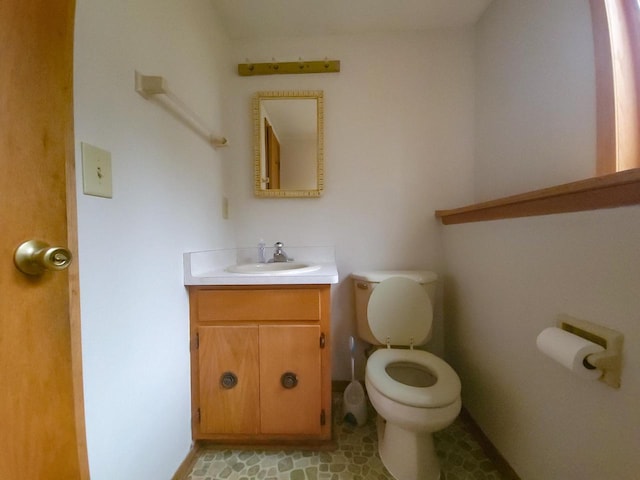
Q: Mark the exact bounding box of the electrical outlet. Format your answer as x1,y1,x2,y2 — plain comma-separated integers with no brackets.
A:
81,142,113,198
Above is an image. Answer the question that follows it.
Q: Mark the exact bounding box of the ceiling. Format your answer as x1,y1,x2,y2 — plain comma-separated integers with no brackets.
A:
211,0,494,40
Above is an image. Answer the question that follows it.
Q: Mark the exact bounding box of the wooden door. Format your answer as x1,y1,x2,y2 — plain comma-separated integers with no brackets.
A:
0,1,89,479
260,325,322,435
198,326,260,434
264,119,281,189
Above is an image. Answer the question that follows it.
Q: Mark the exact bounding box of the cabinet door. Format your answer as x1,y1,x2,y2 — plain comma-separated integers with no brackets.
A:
259,325,322,435
199,326,260,434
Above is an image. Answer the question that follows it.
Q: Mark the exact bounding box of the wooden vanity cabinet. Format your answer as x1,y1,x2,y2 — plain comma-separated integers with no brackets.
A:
189,284,332,445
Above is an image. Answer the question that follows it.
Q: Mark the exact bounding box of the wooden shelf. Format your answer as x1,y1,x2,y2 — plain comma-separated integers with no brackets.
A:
435,168,640,225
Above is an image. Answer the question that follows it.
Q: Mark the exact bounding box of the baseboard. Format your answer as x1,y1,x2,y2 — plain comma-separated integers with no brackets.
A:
459,407,521,480
195,438,337,451
171,442,201,480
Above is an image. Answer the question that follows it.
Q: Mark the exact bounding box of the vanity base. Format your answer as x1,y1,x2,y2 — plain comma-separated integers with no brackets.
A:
189,284,332,443
194,437,337,451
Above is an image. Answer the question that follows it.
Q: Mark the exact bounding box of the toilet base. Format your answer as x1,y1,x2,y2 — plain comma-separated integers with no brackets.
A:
377,416,441,480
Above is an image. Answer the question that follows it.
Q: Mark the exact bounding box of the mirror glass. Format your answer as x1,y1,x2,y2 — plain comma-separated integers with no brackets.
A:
253,91,324,197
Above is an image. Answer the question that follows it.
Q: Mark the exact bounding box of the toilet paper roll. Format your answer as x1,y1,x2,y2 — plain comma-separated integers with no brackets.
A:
536,327,604,380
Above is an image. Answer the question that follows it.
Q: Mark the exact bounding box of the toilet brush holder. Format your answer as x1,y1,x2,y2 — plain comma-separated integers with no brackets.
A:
343,380,367,426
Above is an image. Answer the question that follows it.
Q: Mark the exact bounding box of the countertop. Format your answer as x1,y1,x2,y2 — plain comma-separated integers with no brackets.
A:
183,246,339,285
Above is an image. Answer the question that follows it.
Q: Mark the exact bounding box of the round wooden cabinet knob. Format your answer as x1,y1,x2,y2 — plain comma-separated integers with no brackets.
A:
220,372,238,389
281,372,298,389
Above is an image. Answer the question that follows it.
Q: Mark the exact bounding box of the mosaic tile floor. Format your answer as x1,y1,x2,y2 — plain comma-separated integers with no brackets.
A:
187,394,509,480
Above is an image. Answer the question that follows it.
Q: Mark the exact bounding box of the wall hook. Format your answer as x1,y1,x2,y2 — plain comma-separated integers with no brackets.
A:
237,58,340,76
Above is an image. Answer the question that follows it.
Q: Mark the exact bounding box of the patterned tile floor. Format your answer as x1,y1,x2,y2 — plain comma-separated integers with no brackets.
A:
187,394,509,480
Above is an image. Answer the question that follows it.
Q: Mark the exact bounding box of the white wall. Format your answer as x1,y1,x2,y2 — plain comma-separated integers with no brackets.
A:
225,30,477,379
443,208,640,480
442,1,640,478
474,0,596,201
74,1,233,478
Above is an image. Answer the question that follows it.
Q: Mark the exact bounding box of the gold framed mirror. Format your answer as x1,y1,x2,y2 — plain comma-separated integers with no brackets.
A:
253,90,324,197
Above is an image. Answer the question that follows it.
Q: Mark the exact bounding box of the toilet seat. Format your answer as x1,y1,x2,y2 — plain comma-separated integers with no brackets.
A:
367,276,432,347
366,348,461,408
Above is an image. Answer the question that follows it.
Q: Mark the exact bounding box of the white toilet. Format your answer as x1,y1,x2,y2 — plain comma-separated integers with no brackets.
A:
352,271,462,480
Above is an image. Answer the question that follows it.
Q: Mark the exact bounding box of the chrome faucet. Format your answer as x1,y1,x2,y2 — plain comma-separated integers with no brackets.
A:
270,241,289,263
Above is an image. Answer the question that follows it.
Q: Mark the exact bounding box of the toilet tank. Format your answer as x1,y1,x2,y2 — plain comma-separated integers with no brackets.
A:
351,270,438,345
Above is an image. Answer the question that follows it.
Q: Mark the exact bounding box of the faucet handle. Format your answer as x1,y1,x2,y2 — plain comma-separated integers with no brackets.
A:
271,242,289,262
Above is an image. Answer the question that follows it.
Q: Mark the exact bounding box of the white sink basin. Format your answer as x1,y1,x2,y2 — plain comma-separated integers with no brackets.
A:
225,262,321,275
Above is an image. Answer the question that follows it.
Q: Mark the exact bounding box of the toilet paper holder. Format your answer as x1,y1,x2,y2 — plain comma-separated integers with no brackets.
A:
557,314,624,388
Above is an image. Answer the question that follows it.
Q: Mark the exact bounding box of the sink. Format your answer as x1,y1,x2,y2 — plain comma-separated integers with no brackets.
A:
225,262,322,275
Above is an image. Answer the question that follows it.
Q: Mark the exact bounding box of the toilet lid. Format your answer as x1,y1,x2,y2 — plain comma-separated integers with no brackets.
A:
366,348,461,408
367,276,432,346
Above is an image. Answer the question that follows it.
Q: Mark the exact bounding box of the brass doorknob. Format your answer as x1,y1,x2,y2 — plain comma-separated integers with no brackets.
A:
14,239,73,276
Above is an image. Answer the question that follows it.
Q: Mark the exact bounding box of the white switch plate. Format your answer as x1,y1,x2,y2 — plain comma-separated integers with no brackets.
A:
81,142,113,198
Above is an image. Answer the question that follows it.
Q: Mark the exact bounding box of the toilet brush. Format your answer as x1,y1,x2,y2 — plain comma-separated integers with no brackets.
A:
343,336,367,426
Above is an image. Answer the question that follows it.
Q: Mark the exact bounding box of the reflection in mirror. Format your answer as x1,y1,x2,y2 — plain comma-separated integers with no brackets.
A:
253,91,323,197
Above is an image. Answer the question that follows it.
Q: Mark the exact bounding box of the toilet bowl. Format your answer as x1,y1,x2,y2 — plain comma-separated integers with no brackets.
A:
352,272,462,480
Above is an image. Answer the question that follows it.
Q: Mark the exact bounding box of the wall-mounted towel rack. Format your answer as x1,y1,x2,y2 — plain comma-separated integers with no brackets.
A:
134,71,228,148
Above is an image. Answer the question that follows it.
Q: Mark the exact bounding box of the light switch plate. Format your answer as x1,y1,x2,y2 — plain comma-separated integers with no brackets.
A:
81,142,113,198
